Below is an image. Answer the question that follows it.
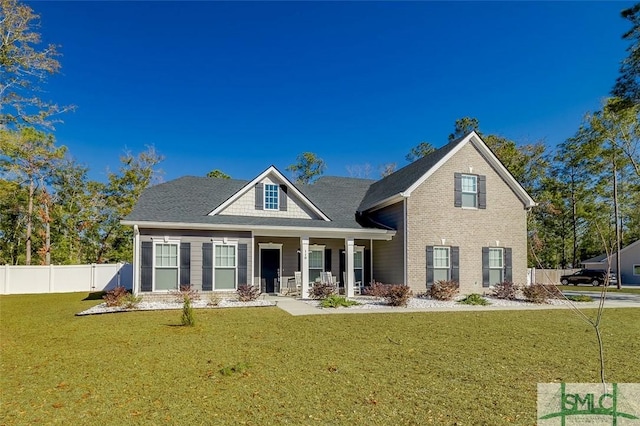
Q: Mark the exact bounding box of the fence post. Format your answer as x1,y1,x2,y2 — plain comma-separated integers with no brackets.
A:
117,262,122,287
91,263,96,291
48,263,54,293
1,265,7,295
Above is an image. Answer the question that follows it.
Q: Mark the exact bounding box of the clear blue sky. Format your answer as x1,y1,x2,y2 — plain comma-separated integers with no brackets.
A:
32,1,634,183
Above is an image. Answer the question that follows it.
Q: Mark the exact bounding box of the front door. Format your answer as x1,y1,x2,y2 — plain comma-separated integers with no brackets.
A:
261,248,280,293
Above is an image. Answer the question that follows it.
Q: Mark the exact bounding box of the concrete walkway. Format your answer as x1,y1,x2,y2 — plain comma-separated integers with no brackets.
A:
265,294,640,317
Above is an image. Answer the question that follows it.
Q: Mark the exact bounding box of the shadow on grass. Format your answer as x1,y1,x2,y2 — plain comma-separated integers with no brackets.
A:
83,291,106,301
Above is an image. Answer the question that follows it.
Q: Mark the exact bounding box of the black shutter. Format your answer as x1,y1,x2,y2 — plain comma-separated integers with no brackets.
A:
454,173,462,207
450,246,459,283
426,246,434,287
339,250,345,286
478,175,487,209
141,241,153,292
202,243,213,291
238,244,247,286
180,242,191,288
504,247,512,282
482,247,490,287
364,249,371,287
255,183,264,210
279,185,288,211
324,248,332,274
297,248,301,271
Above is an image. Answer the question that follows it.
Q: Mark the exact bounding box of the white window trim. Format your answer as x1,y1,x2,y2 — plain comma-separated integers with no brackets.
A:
213,241,238,291
633,264,640,276
308,244,325,281
433,246,451,280
263,183,279,211
354,246,364,283
489,247,504,285
461,174,478,210
153,240,180,292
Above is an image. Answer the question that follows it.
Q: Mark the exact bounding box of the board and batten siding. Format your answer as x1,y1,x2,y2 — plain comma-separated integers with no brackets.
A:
369,201,405,285
139,229,252,291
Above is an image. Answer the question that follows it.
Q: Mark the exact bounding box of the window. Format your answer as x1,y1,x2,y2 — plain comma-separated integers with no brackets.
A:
433,247,450,282
264,184,279,210
155,243,178,291
308,247,324,282
488,248,503,285
214,244,237,290
461,174,477,208
634,265,640,276
354,247,364,284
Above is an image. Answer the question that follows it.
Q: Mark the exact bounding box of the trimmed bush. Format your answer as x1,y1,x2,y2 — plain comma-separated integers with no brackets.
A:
543,284,563,299
363,282,392,299
171,285,200,303
428,280,459,301
385,285,413,307
181,298,195,326
308,282,335,300
320,295,360,308
120,293,142,309
103,286,129,307
491,281,519,300
522,284,549,304
459,293,490,306
237,285,261,302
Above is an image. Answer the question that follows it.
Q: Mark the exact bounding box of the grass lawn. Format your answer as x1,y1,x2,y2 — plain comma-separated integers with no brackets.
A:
1,293,639,425
557,285,640,294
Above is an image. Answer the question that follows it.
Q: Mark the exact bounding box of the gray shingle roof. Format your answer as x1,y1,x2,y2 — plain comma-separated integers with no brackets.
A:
357,134,467,211
125,175,377,229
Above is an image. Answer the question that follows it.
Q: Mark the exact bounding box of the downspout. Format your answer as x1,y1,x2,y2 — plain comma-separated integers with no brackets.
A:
403,196,408,286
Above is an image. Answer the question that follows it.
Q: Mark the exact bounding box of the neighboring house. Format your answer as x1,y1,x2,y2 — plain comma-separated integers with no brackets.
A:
581,239,640,285
122,131,536,297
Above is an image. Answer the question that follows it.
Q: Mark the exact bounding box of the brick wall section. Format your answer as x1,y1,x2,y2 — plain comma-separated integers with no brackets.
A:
406,142,528,294
219,175,318,219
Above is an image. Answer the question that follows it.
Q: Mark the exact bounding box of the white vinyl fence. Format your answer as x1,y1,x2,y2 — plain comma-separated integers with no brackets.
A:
0,263,132,295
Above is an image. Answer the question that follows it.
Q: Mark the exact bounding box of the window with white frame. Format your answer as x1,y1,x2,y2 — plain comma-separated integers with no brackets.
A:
489,248,504,285
214,244,237,290
433,246,450,282
264,184,279,210
155,242,179,291
634,265,640,276
354,247,364,284
461,174,478,208
308,246,324,282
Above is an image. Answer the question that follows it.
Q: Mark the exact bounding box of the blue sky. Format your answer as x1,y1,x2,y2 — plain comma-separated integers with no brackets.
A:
33,1,634,183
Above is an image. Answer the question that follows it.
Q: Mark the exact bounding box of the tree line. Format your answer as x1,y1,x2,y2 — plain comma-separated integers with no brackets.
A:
1,0,638,269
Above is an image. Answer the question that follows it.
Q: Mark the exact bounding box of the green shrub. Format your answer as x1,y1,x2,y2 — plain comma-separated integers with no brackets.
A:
308,282,335,300
542,284,563,299
319,295,360,308
428,280,459,301
459,293,490,306
491,281,519,300
181,298,195,326
522,284,549,304
566,294,594,302
385,285,413,307
237,285,260,302
120,293,142,309
103,286,129,307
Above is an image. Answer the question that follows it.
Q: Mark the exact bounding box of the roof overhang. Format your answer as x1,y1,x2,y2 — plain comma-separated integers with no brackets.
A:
121,220,396,240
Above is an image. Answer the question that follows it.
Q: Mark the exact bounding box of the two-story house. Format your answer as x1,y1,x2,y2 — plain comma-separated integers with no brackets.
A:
123,131,536,297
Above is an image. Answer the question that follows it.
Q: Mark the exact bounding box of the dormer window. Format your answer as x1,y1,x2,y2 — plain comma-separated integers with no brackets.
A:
264,184,279,210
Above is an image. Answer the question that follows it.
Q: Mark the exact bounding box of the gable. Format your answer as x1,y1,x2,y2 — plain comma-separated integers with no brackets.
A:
217,172,322,219
209,166,330,221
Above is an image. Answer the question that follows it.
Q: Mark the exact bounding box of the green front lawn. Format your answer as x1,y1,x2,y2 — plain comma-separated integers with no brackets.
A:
1,293,639,425
557,285,640,294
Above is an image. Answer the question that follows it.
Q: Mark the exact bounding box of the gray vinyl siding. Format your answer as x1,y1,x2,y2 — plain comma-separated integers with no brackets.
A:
139,228,252,292
369,202,405,285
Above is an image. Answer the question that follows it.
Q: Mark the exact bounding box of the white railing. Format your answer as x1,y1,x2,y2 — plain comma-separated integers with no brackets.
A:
0,263,132,295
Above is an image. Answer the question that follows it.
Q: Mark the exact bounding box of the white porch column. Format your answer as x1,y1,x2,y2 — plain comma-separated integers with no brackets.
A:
345,237,355,297
301,236,310,298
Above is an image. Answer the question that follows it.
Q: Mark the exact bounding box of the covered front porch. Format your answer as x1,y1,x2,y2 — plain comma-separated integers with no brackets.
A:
253,230,393,298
